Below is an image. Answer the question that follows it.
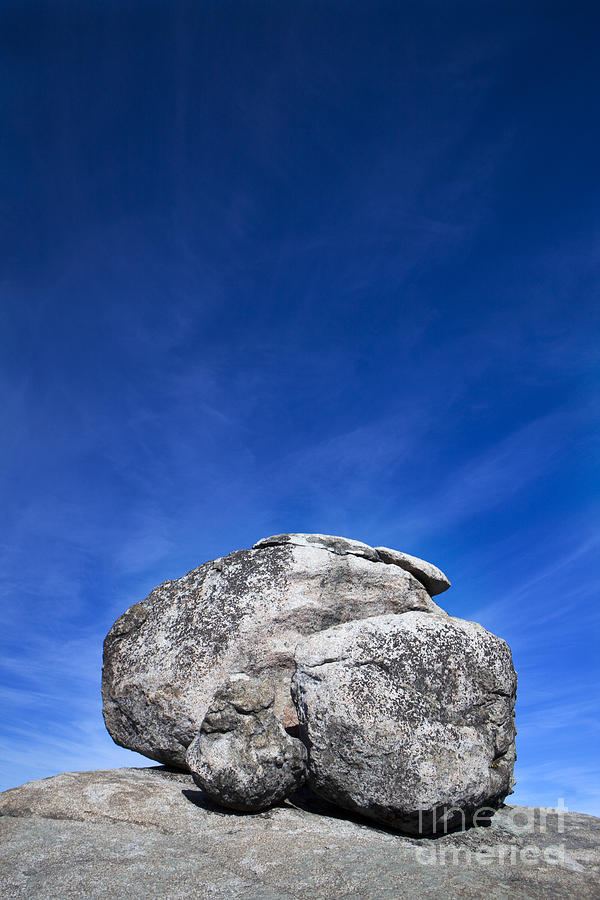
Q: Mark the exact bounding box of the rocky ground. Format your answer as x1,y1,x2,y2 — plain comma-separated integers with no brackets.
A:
1,766,598,899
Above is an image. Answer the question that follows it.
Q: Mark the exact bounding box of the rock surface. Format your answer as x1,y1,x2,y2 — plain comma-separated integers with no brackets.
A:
254,534,452,596
252,532,380,561
102,537,443,767
292,611,517,834
185,674,306,811
374,546,451,595
1,767,598,899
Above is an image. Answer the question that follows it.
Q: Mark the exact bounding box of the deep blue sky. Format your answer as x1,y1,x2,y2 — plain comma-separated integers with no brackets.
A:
1,1,599,814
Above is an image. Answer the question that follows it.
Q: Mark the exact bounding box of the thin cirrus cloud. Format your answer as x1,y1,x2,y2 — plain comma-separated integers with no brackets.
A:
0,630,146,790
405,406,591,535
265,399,591,545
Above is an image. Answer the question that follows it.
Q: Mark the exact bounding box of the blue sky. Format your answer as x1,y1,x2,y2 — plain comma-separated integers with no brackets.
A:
1,1,599,815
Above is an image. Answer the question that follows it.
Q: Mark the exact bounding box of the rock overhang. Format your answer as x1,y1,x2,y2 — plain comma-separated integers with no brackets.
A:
252,533,451,596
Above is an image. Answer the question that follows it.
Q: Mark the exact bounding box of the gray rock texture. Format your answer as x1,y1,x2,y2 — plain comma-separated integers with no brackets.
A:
292,611,517,834
374,546,451,595
1,767,598,899
254,535,452,597
185,674,307,811
102,537,443,767
252,532,380,561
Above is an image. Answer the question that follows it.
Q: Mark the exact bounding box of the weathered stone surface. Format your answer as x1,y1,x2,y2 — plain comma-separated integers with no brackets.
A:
186,674,307,811
102,539,443,767
1,767,598,899
292,612,516,834
253,532,380,561
253,534,452,596
375,547,451,595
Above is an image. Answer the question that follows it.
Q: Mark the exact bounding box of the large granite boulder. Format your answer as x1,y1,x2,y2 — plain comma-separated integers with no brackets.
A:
186,674,307,811
292,611,517,834
1,767,598,899
102,535,445,767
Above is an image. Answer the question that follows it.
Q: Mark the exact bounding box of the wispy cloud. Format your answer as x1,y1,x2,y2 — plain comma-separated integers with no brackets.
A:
514,761,600,818
0,630,147,790
401,405,594,539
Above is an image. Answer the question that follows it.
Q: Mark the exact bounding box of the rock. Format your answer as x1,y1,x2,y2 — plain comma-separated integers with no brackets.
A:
292,611,516,834
185,674,307,811
1,767,598,899
253,532,380,561
253,534,452,596
374,547,451,595
102,537,443,767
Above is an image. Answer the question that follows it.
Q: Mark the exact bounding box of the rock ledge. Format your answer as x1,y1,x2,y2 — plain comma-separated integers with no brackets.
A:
1,767,598,899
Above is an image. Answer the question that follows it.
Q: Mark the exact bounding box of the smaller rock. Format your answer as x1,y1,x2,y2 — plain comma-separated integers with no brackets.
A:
186,674,307,812
253,533,380,562
375,547,451,596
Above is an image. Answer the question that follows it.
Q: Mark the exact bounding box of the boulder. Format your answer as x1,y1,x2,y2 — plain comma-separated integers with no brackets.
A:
186,674,307,811
102,536,444,767
374,547,451,595
1,767,598,899
292,611,516,834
